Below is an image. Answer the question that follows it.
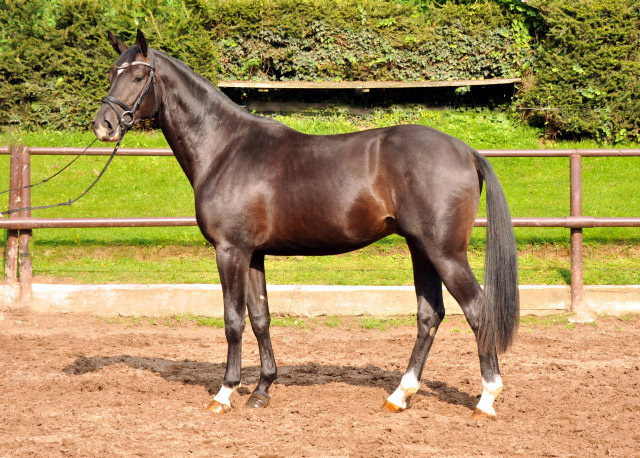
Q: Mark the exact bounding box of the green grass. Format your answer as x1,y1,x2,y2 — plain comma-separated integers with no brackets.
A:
359,315,417,330
2,108,639,285
190,315,225,328
270,315,310,329
5,235,637,285
102,313,312,329
97,313,613,332
520,313,573,327
323,315,342,328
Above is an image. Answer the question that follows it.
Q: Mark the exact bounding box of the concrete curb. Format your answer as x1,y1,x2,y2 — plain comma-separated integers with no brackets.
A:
2,283,639,317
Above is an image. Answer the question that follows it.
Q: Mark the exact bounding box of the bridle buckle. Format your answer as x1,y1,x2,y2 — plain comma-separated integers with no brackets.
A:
121,110,135,128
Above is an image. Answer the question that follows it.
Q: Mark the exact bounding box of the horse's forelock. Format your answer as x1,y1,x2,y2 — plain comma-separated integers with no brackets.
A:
114,45,148,67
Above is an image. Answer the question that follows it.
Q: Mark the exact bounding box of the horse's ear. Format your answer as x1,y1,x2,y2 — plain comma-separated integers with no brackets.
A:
136,29,148,57
107,31,128,55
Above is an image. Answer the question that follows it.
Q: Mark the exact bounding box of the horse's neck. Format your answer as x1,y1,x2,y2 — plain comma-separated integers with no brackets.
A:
155,54,252,188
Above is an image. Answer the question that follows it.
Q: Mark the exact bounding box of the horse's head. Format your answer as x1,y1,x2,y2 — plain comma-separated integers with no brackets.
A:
93,30,158,142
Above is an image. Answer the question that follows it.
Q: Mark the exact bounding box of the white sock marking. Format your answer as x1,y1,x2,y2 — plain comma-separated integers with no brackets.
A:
213,385,238,407
476,375,503,416
386,372,420,409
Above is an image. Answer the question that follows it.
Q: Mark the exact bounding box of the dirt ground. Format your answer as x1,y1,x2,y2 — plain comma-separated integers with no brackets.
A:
1,309,639,457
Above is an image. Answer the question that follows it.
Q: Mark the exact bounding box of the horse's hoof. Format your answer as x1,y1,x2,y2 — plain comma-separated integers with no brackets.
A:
206,399,231,414
245,392,270,409
472,408,496,420
383,400,404,413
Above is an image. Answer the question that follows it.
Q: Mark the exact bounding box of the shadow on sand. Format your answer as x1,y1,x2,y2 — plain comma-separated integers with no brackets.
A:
63,354,478,411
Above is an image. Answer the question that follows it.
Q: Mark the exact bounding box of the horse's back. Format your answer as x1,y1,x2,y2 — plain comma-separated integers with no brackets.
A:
197,122,481,254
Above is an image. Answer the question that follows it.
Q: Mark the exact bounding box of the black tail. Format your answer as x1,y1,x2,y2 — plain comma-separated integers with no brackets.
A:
473,150,519,353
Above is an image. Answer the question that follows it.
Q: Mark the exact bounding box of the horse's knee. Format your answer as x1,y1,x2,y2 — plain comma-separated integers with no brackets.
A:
250,313,271,337
225,317,246,343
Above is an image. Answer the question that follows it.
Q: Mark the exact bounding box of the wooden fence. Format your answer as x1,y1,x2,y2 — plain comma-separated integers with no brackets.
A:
2,145,640,314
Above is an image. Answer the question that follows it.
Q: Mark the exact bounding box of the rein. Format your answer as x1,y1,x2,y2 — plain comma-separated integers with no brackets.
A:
1,136,123,217
0,50,158,217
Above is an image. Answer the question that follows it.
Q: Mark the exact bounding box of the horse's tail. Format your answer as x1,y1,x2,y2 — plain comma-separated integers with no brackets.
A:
472,150,519,354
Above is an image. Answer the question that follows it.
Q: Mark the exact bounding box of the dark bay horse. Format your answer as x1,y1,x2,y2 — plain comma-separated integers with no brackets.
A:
93,30,519,419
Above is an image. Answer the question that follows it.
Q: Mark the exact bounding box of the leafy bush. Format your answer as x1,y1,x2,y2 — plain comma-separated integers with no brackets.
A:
400,0,546,34
517,0,640,142
213,0,536,81
0,0,536,130
0,0,218,131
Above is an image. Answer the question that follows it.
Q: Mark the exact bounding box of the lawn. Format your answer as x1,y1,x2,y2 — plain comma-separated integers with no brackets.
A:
1,108,639,285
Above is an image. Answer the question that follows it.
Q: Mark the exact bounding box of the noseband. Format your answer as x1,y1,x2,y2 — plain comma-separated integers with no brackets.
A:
101,49,158,133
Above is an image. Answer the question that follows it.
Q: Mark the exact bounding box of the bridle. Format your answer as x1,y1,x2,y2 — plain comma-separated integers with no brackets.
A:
0,49,160,217
101,48,158,133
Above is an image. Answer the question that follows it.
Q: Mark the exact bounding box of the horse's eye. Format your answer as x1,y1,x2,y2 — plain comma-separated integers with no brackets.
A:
134,75,143,83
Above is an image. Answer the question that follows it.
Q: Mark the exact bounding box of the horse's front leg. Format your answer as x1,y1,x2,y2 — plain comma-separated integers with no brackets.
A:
207,244,251,414
244,252,277,408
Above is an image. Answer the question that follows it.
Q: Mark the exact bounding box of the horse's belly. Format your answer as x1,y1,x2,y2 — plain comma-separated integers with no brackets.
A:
260,211,396,256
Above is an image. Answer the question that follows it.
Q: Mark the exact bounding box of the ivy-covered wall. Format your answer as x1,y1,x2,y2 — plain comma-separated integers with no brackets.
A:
212,0,535,82
2,0,637,142
0,0,535,130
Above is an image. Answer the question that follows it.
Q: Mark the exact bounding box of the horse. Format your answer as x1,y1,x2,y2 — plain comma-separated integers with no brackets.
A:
93,30,519,419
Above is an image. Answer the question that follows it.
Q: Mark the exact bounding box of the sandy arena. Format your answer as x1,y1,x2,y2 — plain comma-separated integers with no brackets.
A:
1,309,639,457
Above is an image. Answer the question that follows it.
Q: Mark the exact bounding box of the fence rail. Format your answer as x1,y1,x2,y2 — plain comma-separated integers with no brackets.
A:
216,77,522,91
2,145,640,315
1,216,639,230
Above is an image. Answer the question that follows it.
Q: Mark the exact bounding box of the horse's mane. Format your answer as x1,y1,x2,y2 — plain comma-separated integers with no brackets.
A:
157,50,211,86
154,48,277,125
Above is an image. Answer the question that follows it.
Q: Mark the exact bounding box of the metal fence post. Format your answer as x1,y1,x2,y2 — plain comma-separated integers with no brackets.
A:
4,145,21,284
569,153,592,321
18,146,32,301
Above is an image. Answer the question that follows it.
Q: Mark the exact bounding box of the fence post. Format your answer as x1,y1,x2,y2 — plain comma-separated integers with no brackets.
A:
4,145,21,284
18,146,32,301
569,153,592,322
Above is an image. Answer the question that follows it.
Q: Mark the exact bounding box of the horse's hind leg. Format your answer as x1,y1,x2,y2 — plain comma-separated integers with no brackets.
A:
384,242,445,412
244,252,277,408
432,253,503,419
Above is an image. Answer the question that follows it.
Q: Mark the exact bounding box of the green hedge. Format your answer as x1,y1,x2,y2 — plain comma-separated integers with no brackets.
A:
0,0,535,130
212,0,535,82
517,0,640,143
0,0,219,131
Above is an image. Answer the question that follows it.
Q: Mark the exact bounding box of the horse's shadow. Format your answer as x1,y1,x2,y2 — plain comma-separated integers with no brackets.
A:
63,354,478,411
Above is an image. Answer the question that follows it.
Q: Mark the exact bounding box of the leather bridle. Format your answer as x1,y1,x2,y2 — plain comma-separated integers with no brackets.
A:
1,50,160,217
101,48,158,133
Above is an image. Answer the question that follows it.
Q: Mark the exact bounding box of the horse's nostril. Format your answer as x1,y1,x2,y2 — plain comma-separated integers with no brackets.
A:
104,119,113,132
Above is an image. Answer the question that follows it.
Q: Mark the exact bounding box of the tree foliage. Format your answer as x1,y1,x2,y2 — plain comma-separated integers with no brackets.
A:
517,0,640,142
0,0,535,130
0,0,218,130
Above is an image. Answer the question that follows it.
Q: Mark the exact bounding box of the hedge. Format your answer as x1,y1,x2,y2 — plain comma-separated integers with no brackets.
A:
0,0,219,131
0,0,536,130
517,0,640,143
211,0,535,82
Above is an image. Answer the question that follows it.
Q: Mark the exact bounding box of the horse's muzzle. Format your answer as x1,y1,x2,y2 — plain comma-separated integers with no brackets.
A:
93,107,121,142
